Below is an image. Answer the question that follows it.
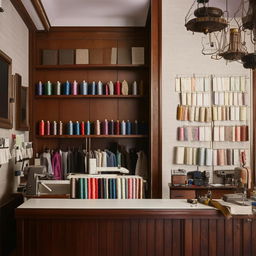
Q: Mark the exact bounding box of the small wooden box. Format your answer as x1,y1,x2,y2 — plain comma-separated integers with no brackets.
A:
172,175,186,185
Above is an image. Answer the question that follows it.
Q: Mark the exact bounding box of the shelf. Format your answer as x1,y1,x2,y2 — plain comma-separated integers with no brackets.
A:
35,64,148,70
35,95,146,99
36,135,148,139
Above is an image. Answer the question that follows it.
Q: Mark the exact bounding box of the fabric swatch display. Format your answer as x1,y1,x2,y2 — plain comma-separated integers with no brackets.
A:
174,146,212,166
177,105,212,122
177,126,212,141
213,125,249,142
213,149,249,166
71,176,144,199
39,144,148,181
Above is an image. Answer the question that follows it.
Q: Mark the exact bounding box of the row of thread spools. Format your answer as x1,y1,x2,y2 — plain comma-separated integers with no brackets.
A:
38,120,147,136
36,80,144,96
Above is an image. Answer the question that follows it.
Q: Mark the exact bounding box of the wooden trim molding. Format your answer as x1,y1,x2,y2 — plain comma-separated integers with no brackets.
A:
30,0,50,31
150,0,162,198
10,0,37,31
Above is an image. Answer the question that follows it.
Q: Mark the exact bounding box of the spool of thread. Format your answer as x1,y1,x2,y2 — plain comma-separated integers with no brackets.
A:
58,121,63,135
96,120,100,135
126,120,131,135
44,81,52,95
97,81,103,95
71,178,77,199
132,81,137,95
39,120,44,136
121,120,126,135
115,81,121,95
86,121,91,135
54,81,61,95
109,120,114,135
80,81,88,95
108,81,114,95
67,121,73,135
37,81,43,96
115,120,120,135
104,119,108,135
45,121,50,135
81,121,85,135
52,121,57,135
105,83,109,95
133,120,139,135
91,81,96,95
63,81,70,95
74,121,80,135
72,80,78,95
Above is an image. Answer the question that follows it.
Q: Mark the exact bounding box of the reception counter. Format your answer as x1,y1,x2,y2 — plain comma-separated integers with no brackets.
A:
16,199,256,256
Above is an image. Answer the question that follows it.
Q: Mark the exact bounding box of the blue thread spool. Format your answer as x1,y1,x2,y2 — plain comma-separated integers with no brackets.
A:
67,121,73,135
80,81,88,95
63,81,70,95
37,81,43,95
126,120,131,135
73,121,80,135
86,121,91,135
90,81,96,95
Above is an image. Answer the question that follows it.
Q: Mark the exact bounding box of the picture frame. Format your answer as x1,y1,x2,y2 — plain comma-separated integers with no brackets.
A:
15,73,29,131
0,50,13,129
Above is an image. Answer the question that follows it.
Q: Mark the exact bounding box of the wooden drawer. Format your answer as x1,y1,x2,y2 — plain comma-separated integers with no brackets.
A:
170,190,196,199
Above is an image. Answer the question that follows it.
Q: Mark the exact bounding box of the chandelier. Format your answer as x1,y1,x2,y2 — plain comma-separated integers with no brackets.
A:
185,0,256,69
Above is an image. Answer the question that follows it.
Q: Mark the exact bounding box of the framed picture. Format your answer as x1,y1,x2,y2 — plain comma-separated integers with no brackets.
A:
15,73,29,131
0,50,13,129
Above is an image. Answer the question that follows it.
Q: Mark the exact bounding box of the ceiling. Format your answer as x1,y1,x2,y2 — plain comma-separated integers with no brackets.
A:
40,0,150,27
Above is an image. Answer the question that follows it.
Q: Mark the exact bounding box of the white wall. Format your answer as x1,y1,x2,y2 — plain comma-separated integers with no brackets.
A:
161,0,251,198
0,0,29,203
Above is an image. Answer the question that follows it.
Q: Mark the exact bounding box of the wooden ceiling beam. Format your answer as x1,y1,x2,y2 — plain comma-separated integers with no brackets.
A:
10,0,37,32
30,0,50,31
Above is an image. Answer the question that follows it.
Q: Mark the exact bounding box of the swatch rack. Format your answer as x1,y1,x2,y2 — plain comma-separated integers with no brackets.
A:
174,74,251,183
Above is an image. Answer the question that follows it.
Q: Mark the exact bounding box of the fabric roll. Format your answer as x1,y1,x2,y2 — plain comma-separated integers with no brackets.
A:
240,106,247,121
241,125,248,141
184,127,188,141
203,93,210,106
213,150,218,166
221,106,226,121
198,148,205,166
213,126,219,141
205,148,212,166
199,126,205,141
194,107,200,121
183,106,188,121
233,92,238,105
192,127,199,141
219,92,224,105
205,107,212,122
197,93,203,106
213,92,218,105
175,147,185,164
178,127,184,141
219,126,225,141
217,106,222,121
217,149,225,166
204,126,212,141
233,149,240,165
235,106,240,121
226,106,230,121
192,147,198,165
230,106,235,121
192,93,197,106
188,106,195,122
235,126,241,141
226,149,233,165
177,105,182,121
186,93,192,105
181,93,186,105
199,107,205,122
224,92,229,105
212,106,218,121
185,147,193,165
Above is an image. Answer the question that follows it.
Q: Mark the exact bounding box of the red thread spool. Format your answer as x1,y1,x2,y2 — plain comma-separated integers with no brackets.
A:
115,81,121,95
115,120,120,135
81,121,85,135
39,120,44,136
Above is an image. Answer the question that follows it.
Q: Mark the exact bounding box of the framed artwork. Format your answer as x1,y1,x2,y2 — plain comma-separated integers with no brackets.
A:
15,73,29,131
0,50,13,129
